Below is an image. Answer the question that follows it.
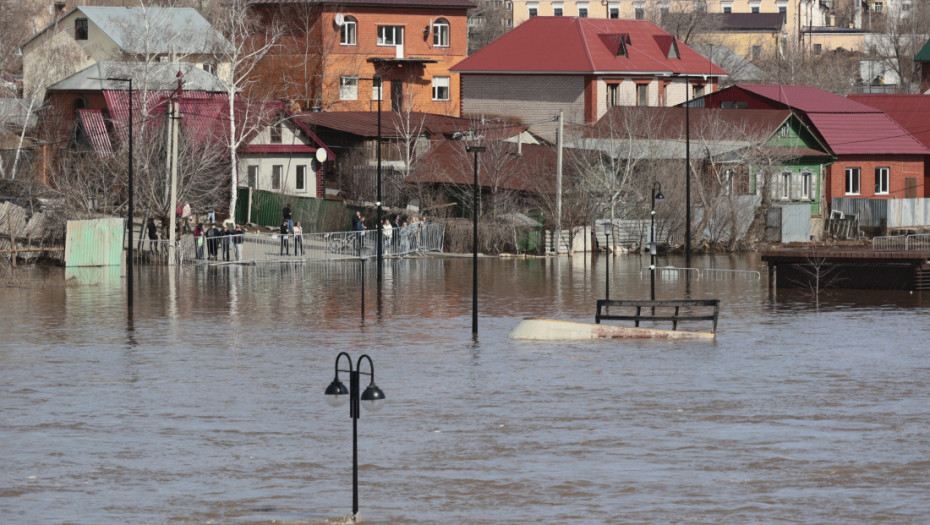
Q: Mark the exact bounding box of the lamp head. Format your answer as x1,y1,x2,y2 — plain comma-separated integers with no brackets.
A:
655,191,665,202
360,383,386,412
324,379,349,408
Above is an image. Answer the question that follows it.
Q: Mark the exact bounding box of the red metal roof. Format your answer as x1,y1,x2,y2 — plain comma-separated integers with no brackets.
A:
805,112,930,155
452,17,727,77
734,84,881,114
847,94,930,149
77,109,114,156
594,106,796,141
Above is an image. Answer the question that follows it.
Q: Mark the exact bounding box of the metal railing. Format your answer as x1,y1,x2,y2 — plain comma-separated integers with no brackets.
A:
171,222,444,265
639,266,760,281
701,269,761,280
872,233,930,251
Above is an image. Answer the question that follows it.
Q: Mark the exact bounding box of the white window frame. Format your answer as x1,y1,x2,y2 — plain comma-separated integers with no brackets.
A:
341,16,357,46
527,2,538,17
749,1,760,13
721,1,733,13
780,171,791,200
340,76,359,100
608,2,620,18
576,2,588,17
433,19,450,47
845,167,860,195
272,165,283,191
634,3,645,19
377,25,404,46
553,2,563,16
247,165,258,188
296,165,307,192
432,76,450,101
875,167,889,195
801,171,812,200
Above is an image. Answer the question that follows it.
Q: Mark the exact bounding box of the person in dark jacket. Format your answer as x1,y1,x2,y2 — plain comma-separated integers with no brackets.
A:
283,203,293,233
233,224,245,261
206,223,220,260
279,220,290,256
147,218,159,254
220,224,231,261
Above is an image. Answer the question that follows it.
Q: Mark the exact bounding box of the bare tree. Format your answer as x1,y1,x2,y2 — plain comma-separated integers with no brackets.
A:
864,2,930,93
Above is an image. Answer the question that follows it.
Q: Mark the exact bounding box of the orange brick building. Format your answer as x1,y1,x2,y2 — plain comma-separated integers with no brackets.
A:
249,0,473,115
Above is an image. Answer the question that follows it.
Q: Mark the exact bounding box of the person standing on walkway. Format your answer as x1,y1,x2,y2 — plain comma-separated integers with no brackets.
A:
233,224,244,261
293,222,304,256
283,203,293,233
220,224,231,262
280,220,290,256
193,223,205,260
147,218,159,254
383,218,393,255
206,223,220,260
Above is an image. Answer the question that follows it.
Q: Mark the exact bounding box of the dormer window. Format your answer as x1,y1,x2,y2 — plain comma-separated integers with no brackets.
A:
75,18,88,40
270,121,282,143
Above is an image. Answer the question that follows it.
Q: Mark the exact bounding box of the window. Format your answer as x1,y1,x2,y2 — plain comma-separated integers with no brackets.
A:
341,16,357,46
634,6,645,19
608,84,620,107
694,1,706,13
875,167,889,195
272,165,283,190
636,84,648,106
751,45,762,60
377,25,404,46
553,2,563,16
432,76,450,101
801,171,812,200
528,2,538,17
270,121,282,143
845,167,860,195
433,18,450,47
296,165,307,192
749,1,760,13
721,1,732,13
75,18,88,40
721,101,748,109
202,62,216,75
340,76,358,100
813,43,822,54
872,2,883,13
577,2,588,17
608,3,619,18
247,165,258,188
780,172,791,200
779,123,790,137
372,77,383,101
693,85,705,98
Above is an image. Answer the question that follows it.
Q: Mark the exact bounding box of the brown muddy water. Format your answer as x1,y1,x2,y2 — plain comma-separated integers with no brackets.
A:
1,254,929,524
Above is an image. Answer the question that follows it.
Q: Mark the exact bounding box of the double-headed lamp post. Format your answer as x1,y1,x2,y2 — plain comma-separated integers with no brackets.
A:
325,352,386,522
465,145,485,338
649,181,665,301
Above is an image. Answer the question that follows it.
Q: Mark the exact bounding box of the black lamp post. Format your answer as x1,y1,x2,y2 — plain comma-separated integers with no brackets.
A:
106,77,134,314
601,220,612,301
650,181,665,302
466,145,485,338
357,76,384,282
684,77,692,271
325,352,386,522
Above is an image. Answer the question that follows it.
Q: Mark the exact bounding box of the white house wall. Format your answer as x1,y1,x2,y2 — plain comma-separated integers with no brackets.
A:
239,155,319,197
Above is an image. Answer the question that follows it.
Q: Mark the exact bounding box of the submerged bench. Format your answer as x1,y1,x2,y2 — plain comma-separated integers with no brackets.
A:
595,299,720,334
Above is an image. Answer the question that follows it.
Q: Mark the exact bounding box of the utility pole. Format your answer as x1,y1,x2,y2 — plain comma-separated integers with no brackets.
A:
168,99,179,266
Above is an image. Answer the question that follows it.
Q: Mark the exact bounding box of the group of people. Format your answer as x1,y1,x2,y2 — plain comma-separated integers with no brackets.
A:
352,211,427,254
279,203,305,256
192,221,246,262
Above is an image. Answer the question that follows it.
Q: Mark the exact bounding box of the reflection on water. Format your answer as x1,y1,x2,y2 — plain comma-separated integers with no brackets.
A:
2,254,929,524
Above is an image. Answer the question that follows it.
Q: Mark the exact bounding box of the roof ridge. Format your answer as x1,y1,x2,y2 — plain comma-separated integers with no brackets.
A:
575,18,597,70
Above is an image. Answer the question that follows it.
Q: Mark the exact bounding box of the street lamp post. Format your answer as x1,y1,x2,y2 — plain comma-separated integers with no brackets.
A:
650,181,665,302
684,77,692,271
466,145,485,338
324,352,386,522
355,76,384,282
601,221,612,301
105,77,134,314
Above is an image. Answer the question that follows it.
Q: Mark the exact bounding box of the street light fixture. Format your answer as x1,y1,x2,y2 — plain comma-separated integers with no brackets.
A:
650,181,665,302
324,352,386,522
465,145,485,338
601,220,612,302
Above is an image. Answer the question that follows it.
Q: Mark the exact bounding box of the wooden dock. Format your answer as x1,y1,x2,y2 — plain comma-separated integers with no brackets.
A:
761,247,930,291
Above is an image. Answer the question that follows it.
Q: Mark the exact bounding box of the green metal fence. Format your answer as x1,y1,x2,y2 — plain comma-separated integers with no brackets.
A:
235,188,353,233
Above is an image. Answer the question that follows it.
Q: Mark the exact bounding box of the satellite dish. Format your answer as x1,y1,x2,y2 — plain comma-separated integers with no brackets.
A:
334,13,345,27
316,148,328,163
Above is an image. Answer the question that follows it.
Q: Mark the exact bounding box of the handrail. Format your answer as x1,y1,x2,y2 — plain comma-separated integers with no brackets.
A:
595,299,720,334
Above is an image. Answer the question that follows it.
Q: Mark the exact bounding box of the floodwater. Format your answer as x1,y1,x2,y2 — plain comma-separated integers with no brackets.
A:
2,254,929,524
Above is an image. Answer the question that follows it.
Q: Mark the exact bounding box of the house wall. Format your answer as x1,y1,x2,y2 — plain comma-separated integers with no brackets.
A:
239,156,321,199
826,155,926,208
460,74,585,141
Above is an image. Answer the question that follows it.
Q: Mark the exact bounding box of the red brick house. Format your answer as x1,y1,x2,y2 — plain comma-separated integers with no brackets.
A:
451,17,728,141
248,0,473,115
699,85,930,208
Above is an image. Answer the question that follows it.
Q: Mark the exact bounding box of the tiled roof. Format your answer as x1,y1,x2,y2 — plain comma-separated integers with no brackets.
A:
249,0,474,8
408,139,556,192
452,17,727,77
847,94,930,149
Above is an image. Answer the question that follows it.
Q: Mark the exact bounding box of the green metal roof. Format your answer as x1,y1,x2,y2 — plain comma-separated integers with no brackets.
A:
915,38,930,62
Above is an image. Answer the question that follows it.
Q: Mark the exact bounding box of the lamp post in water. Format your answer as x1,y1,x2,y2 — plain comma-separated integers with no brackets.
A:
601,221,612,302
650,181,665,301
466,145,485,338
324,352,386,522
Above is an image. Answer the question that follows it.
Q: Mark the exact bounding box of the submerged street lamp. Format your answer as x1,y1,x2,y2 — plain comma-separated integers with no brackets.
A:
466,145,485,338
650,181,665,301
601,220,612,302
324,352,386,522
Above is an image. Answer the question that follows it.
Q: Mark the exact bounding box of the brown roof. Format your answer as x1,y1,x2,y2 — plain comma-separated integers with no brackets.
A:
249,0,474,9
408,139,557,192
296,111,527,140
